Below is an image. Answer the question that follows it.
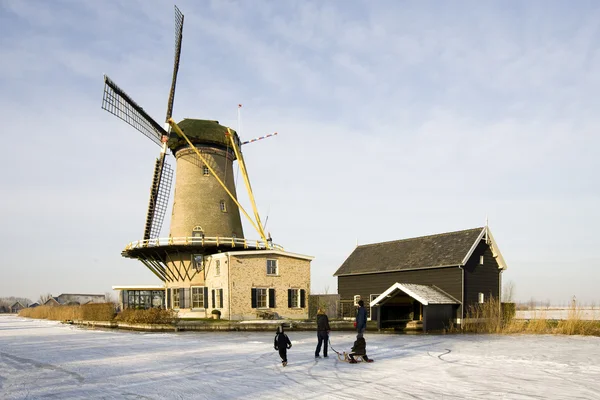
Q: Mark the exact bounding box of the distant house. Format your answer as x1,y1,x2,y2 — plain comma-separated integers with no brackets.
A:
10,301,25,313
334,226,507,332
43,294,106,306
28,302,40,308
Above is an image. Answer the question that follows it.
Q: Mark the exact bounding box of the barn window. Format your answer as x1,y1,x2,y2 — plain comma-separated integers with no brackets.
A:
478,293,485,303
479,255,484,265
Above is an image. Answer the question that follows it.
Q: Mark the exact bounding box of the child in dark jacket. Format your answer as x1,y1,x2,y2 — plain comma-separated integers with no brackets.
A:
274,325,292,366
348,336,373,363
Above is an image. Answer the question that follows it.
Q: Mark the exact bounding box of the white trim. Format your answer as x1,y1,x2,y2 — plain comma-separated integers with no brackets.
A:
487,229,508,270
227,249,314,261
461,228,486,266
370,283,431,306
112,285,165,290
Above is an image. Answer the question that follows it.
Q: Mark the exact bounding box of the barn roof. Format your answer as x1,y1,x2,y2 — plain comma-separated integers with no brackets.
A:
334,227,506,276
371,283,460,306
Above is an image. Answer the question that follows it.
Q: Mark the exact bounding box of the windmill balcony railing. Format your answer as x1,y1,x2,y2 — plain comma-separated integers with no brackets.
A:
124,236,284,252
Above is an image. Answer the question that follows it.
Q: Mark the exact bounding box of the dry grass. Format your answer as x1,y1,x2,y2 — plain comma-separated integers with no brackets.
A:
115,308,179,325
459,298,600,336
19,304,115,321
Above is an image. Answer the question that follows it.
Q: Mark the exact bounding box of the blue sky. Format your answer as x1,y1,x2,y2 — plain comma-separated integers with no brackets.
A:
1,0,599,305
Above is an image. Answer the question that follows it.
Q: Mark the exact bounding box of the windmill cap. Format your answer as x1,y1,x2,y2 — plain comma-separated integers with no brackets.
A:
168,118,241,154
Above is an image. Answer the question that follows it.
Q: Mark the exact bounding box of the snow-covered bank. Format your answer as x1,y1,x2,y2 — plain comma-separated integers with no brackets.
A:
1,315,599,399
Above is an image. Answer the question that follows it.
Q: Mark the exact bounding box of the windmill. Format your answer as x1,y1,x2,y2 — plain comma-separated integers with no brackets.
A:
101,6,280,284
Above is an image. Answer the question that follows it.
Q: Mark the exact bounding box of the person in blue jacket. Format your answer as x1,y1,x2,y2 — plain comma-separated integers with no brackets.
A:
355,299,367,338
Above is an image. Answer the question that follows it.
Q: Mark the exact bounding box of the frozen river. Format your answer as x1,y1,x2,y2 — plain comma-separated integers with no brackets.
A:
1,315,599,399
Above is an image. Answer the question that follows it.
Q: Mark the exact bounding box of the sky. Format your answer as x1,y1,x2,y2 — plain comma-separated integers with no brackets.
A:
0,0,599,305
2,316,600,399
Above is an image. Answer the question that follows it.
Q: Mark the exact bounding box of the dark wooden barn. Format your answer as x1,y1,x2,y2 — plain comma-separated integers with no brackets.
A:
334,226,507,331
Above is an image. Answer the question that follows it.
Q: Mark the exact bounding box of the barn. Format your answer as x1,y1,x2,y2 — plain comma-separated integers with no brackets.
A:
334,226,507,331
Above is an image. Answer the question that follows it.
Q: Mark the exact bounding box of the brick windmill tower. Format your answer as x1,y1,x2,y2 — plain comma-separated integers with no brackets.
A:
103,6,312,319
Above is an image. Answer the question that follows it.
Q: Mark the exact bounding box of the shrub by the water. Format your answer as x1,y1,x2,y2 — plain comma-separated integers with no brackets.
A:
115,308,179,325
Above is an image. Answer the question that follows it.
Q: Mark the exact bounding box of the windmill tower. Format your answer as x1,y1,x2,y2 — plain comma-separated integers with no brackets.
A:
102,6,278,288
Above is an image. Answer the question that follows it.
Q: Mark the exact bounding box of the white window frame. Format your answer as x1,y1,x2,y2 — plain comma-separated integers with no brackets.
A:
256,288,268,308
191,286,205,309
289,288,300,308
266,259,278,276
215,260,221,276
172,288,180,309
478,292,485,304
353,295,361,306
479,255,484,265
203,166,209,176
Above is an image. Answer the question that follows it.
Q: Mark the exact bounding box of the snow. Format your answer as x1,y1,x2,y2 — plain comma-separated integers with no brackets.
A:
1,315,599,399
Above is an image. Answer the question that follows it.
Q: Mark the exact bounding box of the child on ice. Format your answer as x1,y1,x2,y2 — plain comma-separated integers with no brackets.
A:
274,324,292,366
348,336,373,363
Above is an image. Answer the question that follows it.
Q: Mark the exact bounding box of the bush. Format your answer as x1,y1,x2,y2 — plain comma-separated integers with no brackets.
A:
80,303,116,321
19,305,82,321
115,308,179,325
211,309,221,316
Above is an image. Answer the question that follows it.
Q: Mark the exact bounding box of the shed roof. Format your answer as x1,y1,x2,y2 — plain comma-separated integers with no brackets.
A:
334,227,488,276
371,283,460,306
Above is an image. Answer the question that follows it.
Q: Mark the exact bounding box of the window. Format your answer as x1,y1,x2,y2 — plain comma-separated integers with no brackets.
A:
172,288,180,309
212,288,223,308
353,295,361,306
266,259,278,275
287,289,305,308
478,292,485,304
256,288,268,308
192,254,204,271
220,200,227,212
215,260,221,276
479,255,484,265
203,166,209,176
192,287,206,308
252,288,276,308
289,289,299,308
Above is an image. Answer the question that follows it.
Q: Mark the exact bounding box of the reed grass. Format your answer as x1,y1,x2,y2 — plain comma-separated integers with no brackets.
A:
459,297,600,336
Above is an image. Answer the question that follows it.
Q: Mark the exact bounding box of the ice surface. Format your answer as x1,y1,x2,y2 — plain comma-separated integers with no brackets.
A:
1,315,599,399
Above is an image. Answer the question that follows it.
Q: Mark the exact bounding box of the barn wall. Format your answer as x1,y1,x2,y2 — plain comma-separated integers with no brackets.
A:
337,267,463,318
463,241,501,316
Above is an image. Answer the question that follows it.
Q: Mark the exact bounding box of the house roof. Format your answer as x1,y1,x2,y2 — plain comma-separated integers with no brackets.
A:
371,283,460,306
10,301,24,308
335,227,496,276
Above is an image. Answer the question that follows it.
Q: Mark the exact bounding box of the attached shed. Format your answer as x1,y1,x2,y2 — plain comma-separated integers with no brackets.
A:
371,283,460,332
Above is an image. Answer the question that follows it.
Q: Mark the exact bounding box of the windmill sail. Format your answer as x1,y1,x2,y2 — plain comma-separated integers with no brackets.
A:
144,158,173,240
165,5,184,122
102,75,168,146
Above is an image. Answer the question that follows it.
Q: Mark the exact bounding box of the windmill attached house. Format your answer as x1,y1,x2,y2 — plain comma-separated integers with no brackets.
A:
104,6,312,320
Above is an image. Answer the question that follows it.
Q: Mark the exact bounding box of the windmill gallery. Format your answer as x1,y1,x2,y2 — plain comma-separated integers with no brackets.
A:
103,6,507,331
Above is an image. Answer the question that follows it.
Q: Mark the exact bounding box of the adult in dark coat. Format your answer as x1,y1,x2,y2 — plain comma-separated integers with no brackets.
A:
355,299,367,338
274,324,292,366
314,308,331,358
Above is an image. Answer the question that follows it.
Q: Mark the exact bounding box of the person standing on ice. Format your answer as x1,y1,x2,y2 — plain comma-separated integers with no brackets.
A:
355,299,367,338
274,324,292,367
314,308,331,358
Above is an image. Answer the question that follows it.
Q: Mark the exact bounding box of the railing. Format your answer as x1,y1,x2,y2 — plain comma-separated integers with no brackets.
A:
124,236,284,252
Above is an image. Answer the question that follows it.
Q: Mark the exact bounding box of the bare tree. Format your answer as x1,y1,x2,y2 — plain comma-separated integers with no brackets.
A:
502,280,515,303
104,292,117,304
38,293,53,304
